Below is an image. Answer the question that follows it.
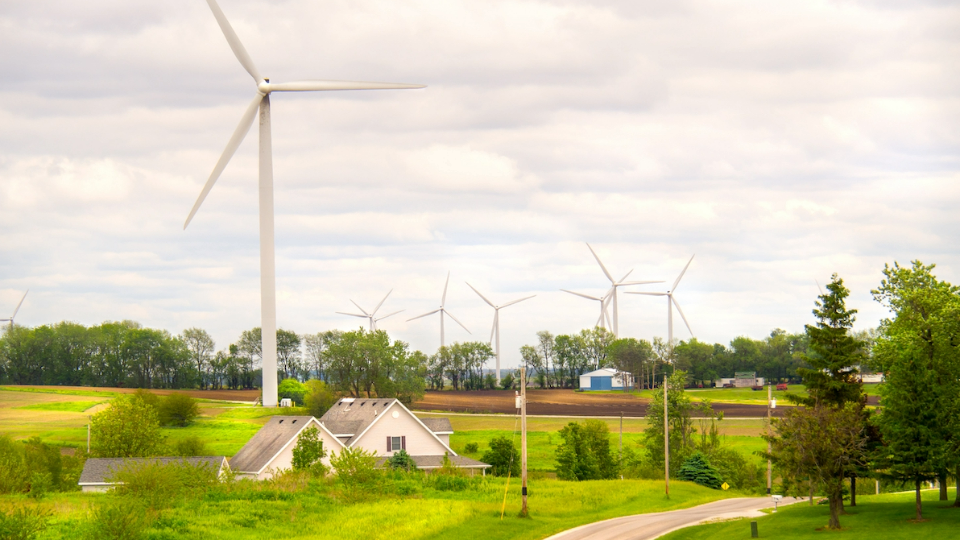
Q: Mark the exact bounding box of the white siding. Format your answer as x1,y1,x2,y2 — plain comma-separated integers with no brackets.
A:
353,405,450,457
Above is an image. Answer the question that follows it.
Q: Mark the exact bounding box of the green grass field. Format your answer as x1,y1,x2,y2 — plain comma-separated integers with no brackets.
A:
661,489,960,539
593,384,884,405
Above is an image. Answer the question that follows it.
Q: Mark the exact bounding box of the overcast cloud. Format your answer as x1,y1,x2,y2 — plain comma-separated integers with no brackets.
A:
1,0,958,365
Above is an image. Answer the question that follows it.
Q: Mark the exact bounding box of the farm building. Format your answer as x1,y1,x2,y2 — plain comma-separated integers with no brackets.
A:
78,456,229,492
579,368,632,391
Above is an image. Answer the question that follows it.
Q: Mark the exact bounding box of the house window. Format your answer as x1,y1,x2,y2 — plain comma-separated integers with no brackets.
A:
387,436,406,452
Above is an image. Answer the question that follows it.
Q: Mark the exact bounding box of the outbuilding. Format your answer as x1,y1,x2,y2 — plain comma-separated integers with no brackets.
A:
579,368,632,391
78,456,229,493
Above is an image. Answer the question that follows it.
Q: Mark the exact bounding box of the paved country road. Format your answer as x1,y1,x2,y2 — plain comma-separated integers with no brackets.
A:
545,496,807,540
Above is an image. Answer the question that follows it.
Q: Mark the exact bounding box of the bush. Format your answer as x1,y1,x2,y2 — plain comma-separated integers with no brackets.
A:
555,420,618,481
500,373,515,390
132,389,161,409
677,451,724,489
387,449,417,471
87,498,150,540
158,393,199,427
278,378,307,406
172,436,208,457
0,435,29,493
484,374,496,390
303,379,337,417
91,395,162,458
110,460,220,510
464,442,479,454
330,447,380,486
291,426,327,475
0,506,48,540
482,436,520,477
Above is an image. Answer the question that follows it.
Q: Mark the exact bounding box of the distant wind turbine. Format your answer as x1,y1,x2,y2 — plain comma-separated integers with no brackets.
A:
182,0,424,407
1,290,28,330
336,289,404,331
407,273,471,349
466,283,535,384
627,255,696,344
560,286,616,330
585,243,662,337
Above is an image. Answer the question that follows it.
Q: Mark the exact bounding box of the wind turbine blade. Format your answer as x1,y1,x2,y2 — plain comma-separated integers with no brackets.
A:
625,291,667,296
350,300,370,316
204,0,261,82
619,280,665,286
335,312,368,318
618,270,634,283
561,289,602,301
407,309,440,322
372,289,392,315
671,255,695,291
586,243,615,283
444,310,471,334
595,312,604,328
375,310,404,322
816,279,824,295
441,272,450,307
11,290,28,319
184,94,262,229
465,282,495,308
672,297,694,336
267,80,425,92
500,295,535,309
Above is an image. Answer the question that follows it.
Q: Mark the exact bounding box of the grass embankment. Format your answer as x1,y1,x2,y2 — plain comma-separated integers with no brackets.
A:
662,489,960,539
1,477,737,540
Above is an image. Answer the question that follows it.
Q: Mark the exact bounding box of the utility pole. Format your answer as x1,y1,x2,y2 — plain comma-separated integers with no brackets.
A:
87,423,91,454
664,368,670,498
619,411,623,462
521,367,528,517
767,383,772,495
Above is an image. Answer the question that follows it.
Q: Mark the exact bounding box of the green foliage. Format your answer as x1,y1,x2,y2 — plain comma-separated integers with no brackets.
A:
441,341,495,391
387,449,417,471
303,379,338,418
481,436,520,477
484,373,496,390
277,378,306,405
109,459,220,511
499,372,515,390
0,506,48,540
677,452,723,489
331,446,381,486
0,435,85,495
556,419,618,480
291,426,327,475
171,436,208,456
132,388,161,409
158,392,200,427
325,329,427,403
87,498,151,540
90,394,162,458
644,370,713,473
464,442,479,454
607,338,655,389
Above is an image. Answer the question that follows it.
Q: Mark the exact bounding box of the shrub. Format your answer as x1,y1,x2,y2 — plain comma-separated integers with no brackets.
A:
291,426,327,475
303,379,337,417
464,442,479,454
677,451,724,489
110,460,220,510
278,378,307,406
484,374,496,389
158,393,199,427
0,435,29,493
387,449,417,471
91,395,162,458
172,436,208,457
0,506,48,540
87,498,150,540
555,420,618,481
27,472,52,500
330,447,380,486
132,389,161,409
482,436,520,477
500,373,515,390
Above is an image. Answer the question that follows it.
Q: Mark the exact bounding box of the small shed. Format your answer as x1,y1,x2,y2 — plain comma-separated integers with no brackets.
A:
78,456,229,493
579,368,631,391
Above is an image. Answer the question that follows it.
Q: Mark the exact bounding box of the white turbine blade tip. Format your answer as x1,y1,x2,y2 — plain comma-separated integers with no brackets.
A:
466,282,495,307
267,80,425,92
204,0,261,82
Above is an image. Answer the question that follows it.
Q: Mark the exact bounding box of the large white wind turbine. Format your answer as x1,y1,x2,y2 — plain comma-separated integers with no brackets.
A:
466,283,535,384
627,255,696,345
1,290,28,330
586,243,662,337
407,273,471,349
336,290,403,331
560,286,615,330
183,0,424,407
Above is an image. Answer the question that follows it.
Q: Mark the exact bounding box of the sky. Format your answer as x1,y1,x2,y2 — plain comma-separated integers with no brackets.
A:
1,0,958,368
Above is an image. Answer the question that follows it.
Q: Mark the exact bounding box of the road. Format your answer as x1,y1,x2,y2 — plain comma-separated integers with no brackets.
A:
544,496,806,540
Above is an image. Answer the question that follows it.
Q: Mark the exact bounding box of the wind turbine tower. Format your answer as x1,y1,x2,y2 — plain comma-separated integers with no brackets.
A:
183,0,423,407
407,273,471,349
627,255,695,345
336,289,403,331
466,282,535,384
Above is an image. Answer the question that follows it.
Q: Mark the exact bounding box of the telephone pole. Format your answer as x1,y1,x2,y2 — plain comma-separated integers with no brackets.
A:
664,370,670,497
767,383,772,495
521,367,528,517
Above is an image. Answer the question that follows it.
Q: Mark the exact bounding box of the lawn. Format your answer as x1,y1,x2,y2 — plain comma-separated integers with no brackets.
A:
2,477,739,540
661,489,960,540
595,383,884,405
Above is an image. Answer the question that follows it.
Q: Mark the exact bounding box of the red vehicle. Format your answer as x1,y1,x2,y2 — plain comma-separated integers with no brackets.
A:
776,383,788,391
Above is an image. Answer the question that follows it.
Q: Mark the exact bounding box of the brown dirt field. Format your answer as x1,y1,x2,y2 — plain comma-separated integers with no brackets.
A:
413,389,788,418
6,385,260,402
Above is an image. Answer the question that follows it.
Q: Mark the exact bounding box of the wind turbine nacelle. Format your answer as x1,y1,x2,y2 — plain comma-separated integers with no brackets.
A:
257,79,272,94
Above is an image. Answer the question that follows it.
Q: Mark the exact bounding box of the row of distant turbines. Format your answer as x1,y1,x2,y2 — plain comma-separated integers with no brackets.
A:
335,244,696,385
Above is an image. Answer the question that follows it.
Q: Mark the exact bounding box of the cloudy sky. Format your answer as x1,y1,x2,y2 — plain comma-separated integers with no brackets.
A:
1,0,957,365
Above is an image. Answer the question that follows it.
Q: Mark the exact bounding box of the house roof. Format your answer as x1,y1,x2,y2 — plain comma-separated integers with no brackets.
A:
375,455,490,469
79,456,227,485
419,417,453,434
319,398,395,444
230,416,342,474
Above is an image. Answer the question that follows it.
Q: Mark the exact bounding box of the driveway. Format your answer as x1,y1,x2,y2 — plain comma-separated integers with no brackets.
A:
545,496,807,540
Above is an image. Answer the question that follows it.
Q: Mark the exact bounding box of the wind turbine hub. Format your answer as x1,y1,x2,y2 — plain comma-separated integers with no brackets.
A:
257,79,272,94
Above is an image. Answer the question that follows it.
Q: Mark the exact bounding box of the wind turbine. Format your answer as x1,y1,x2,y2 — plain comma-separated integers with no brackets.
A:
336,290,404,331
466,283,535,384
407,273,471,349
1,290,28,330
560,286,615,330
585,243,662,337
182,0,424,407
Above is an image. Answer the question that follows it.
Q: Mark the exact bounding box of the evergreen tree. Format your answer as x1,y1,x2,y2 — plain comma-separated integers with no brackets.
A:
677,452,724,489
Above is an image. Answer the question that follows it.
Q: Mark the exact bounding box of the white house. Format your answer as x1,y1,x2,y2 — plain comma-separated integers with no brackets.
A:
78,456,229,492
579,368,632,391
230,416,344,480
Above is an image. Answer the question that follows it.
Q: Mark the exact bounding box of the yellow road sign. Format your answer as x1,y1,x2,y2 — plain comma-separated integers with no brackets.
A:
721,482,730,491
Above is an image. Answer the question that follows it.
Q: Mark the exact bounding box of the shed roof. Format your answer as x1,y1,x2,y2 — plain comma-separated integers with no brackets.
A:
229,416,339,473
581,368,619,378
79,456,227,485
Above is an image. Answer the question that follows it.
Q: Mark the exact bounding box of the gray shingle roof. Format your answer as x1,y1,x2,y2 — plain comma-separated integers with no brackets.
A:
229,416,317,473
419,417,453,433
375,455,489,469
79,456,227,485
319,399,398,445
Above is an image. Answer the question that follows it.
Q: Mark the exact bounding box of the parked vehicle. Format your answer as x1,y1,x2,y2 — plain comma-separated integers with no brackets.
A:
776,383,788,391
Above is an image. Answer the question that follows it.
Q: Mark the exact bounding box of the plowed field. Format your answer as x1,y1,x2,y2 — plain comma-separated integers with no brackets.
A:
5,385,260,402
